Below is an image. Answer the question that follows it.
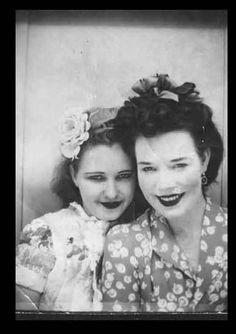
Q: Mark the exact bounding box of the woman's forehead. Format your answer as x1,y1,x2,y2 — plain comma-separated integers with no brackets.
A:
78,143,133,172
135,131,197,161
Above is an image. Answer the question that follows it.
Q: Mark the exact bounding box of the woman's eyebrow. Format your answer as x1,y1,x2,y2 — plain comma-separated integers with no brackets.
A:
170,157,190,162
138,157,191,165
118,169,134,173
84,172,105,175
137,161,152,165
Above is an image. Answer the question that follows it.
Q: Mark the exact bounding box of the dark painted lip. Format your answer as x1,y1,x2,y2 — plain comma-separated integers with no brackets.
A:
100,201,122,209
156,193,185,207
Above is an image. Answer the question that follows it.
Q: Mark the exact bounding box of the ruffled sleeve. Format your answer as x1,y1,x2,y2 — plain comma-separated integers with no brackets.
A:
16,217,56,293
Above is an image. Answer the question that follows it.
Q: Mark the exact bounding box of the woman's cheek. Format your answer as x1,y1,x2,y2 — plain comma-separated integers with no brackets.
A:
80,179,104,201
138,173,154,193
123,179,135,199
178,168,201,190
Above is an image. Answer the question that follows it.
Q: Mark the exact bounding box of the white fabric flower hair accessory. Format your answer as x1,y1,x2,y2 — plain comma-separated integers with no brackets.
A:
59,108,91,160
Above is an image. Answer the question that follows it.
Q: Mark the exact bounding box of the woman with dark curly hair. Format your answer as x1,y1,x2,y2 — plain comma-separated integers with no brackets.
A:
101,73,227,313
16,106,147,312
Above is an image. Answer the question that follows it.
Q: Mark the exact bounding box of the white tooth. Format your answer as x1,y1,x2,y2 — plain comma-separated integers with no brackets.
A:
161,195,180,201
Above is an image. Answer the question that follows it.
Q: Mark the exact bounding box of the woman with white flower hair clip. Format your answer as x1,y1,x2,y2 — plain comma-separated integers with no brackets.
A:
16,106,148,311
101,73,227,313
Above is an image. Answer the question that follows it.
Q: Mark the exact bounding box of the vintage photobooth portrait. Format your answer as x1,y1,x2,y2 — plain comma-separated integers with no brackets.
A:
16,10,227,319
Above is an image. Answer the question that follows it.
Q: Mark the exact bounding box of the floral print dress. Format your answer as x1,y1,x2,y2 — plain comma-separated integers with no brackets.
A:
101,198,227,312
16,202,109,311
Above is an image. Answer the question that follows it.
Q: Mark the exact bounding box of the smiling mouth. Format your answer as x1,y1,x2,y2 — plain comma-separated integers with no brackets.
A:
101,201,122,209
157,193,185,207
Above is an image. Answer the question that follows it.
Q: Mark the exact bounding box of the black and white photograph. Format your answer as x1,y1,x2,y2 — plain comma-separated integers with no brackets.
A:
16,10,227,320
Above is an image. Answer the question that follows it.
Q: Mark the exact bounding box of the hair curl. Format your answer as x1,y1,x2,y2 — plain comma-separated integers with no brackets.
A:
115,93,224,189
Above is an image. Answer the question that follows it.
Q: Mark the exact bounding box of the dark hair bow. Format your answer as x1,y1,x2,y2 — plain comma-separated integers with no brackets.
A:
132,73,202,103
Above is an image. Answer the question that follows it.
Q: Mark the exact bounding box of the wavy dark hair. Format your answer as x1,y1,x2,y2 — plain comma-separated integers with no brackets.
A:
114,92,224,190
50,117,148,218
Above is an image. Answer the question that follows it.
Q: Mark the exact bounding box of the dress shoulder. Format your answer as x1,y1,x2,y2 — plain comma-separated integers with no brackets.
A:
16,206,80,260
207,199,227,228
17,215,52,249
105,209,151,253
16,212,61,293
17,207,74,247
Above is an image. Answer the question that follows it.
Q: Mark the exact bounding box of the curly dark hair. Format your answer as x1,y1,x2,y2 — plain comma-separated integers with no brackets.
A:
50,117,148,218
114,93,224,189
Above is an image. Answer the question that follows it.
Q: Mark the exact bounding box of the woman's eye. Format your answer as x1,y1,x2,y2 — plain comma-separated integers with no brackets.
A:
142,166,156,172
173,163,188,169
118,173,133,180
88,175,105,181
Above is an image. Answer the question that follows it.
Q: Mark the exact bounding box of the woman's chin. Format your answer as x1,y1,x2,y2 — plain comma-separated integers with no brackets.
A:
161,209,184,221
96,209,122,222
153,198,187,220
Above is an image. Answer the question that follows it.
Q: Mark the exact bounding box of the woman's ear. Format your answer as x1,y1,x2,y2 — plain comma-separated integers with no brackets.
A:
202,148,211,173
69,165,78,187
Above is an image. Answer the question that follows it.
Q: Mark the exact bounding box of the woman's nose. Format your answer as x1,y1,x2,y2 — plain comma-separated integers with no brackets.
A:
155,171,176,193
104,180,119,199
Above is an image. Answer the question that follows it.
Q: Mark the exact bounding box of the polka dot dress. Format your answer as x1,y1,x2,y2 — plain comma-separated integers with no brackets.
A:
101,198,227,312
